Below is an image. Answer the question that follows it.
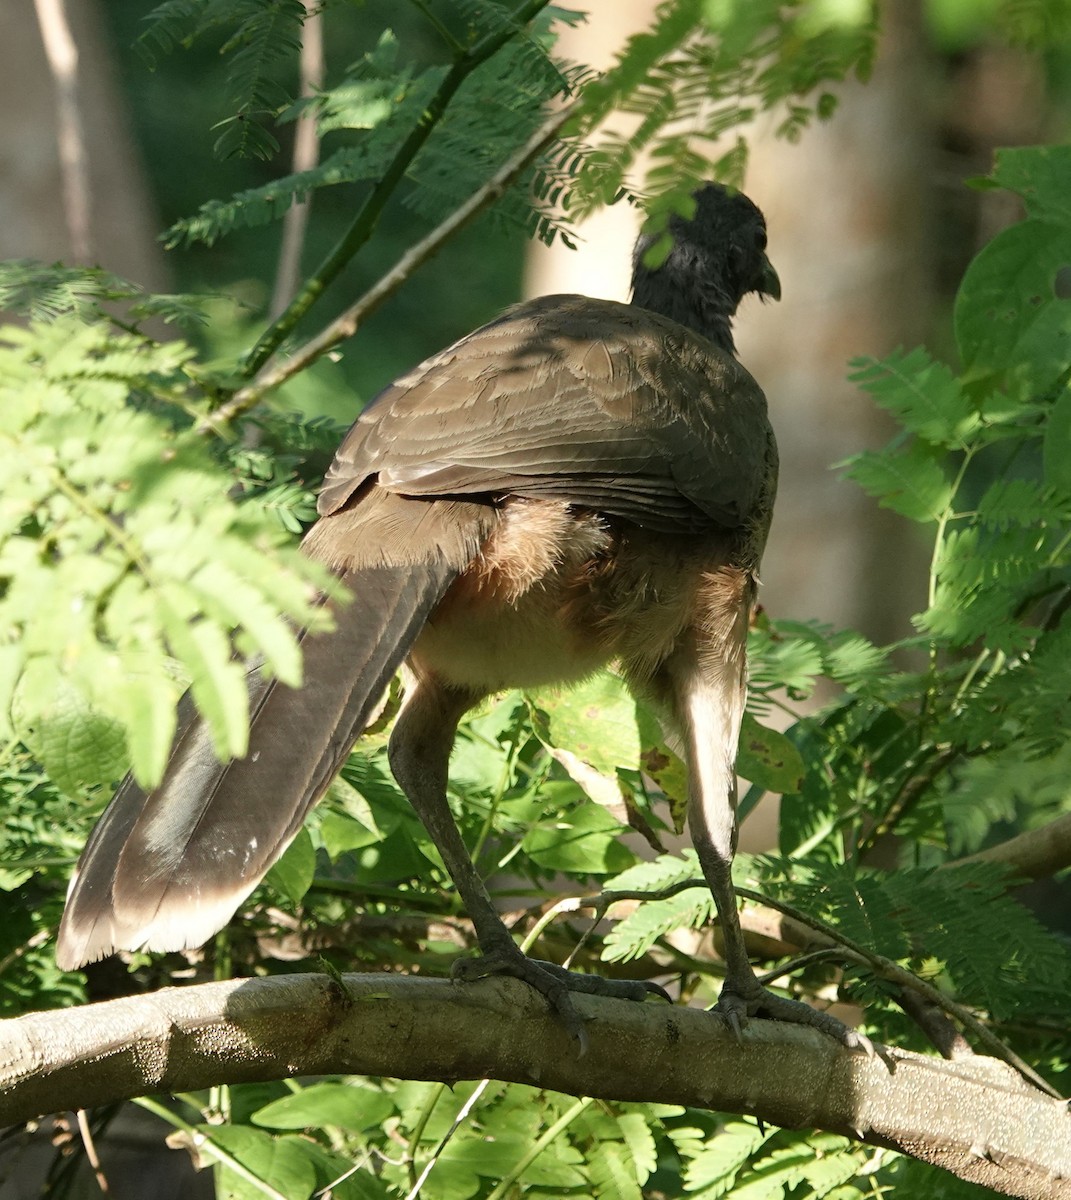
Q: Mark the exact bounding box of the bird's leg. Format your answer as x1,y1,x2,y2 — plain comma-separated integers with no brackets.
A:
664,590,869,1051
388,673,664,1047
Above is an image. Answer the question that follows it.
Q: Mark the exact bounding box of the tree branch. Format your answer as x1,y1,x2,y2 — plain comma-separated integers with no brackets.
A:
200,96,580,434
954,811,1071,883
3,974,1069,1199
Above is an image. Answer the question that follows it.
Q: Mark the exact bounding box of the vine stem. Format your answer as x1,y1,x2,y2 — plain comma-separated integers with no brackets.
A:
927,449,974,613
199,94,580,435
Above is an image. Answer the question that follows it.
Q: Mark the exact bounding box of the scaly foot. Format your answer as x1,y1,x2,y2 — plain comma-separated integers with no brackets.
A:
453,942,670,1053
716,980,874,1054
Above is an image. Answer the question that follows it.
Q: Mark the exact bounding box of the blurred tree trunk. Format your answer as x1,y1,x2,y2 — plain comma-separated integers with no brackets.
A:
0,0,167,285
738,0,933,642
527,0,934,643
526,0,658,305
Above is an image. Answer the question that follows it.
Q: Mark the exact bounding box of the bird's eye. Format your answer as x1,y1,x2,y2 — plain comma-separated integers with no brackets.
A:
754,227,768,252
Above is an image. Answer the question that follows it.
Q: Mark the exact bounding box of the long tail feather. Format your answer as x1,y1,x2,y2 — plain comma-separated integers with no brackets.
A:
56,560,455,969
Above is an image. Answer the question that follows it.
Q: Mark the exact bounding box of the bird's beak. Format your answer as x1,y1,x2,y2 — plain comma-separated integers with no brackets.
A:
759,255,781,302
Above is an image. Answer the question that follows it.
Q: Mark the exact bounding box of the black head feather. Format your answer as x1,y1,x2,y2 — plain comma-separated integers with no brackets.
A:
629,183,780,354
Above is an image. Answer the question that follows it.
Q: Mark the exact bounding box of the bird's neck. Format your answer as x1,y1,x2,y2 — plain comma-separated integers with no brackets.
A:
629,264,737,355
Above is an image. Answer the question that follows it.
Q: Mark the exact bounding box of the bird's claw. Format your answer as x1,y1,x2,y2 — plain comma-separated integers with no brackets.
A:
452,947,670,1054
715,984,875,1055
452,948,589,1051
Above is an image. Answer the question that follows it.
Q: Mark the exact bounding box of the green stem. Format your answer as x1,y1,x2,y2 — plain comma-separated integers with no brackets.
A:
857,744,957,855
472,733,523,870
405,1084,446,1191
1043,525,1071,568
927,448,975,610
134,1097,288,1200
47,461,154,580
951,646,994,711
484,1097,592,1200
920,449,975,738
404,1080,493,1200
240,0,552,378
407,0,465,53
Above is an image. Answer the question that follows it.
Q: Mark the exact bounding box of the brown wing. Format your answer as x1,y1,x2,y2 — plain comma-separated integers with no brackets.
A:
318,293,773,535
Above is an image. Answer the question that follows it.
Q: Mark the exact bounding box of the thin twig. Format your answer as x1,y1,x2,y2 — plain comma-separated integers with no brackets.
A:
484,1097,592,1200
731,885,1062,1100
400,891,584,1198
74,1110,111,1195
199,96,580,434
754,947,851,987
858,744,958,855
313,1148,375,1197
403,1080,492,1200
134,1097,289,1200
588,876,1062,1099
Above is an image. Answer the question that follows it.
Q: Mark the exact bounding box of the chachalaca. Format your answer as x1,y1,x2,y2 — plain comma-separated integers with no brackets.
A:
57,183,857,1047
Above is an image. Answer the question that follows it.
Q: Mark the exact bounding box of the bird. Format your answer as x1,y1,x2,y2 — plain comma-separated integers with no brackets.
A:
57,183,854,1046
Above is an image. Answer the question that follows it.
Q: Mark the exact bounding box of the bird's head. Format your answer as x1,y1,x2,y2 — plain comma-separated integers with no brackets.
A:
630,182,779,354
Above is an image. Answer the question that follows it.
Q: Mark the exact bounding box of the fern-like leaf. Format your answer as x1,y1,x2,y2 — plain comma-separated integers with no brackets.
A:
0,319,329,787
849,348,979,449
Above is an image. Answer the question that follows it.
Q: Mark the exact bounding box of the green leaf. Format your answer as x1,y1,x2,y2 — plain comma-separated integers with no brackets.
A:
736,713,804,794
616,1109,659,1183
200,1124,317,1200
253,1081,394,1133
843,441,953,522
1043,389,1071,493
522,802,632,875
682,1119,772,1196
975,477,1061,528
530,671,647,775
187,560,304,687
989,143,1071,223
158,590,250,761
603,885,713,962
589,1141,643,1200
954,218,1071,397
265,826,315,905
112,657,180,786
849,348,978,447
606,850,699,892
320,772,384,858
12,665,128,795
441,1130,585,1188
0,319,328,788
639,736,689,833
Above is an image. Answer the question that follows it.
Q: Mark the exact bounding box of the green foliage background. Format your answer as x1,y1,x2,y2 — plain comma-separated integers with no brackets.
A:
2,1,1070,1198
